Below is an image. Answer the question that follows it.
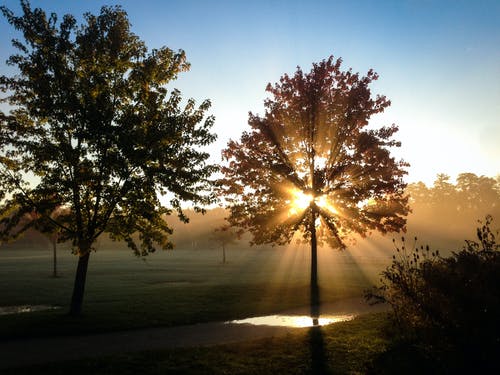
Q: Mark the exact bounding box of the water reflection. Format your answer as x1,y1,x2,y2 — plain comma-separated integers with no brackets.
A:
227,314,354,328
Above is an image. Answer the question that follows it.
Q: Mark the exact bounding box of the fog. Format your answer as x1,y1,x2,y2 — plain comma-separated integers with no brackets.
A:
3,174,498,268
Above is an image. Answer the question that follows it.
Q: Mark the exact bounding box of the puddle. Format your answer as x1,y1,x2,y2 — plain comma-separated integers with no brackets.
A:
0,305,61,315
225,297,388,328
227,314,355,328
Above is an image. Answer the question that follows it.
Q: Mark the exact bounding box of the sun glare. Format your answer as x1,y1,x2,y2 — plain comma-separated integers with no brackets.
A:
356,198,377,209
316,195,339,214
289,189,339,216
290,189,313,213
228,314,354,327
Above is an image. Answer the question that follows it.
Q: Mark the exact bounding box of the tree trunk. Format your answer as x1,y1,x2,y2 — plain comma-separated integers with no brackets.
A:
52,232,58,278
310,207,320,325
222,244,226,264
69,250,91,316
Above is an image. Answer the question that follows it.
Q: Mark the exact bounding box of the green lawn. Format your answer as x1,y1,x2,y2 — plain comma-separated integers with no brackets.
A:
1,236,465,373
0,242,391,338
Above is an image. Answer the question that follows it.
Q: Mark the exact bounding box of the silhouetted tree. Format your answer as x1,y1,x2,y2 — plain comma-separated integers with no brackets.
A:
0,1,217,315
456,173,498,212
211,225,238,264
431,173,456,205
220,56,409,318
32,206,69,278
406,181,431,206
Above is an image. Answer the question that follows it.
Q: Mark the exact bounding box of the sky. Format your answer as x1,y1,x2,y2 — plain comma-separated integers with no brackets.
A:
1,0,499,185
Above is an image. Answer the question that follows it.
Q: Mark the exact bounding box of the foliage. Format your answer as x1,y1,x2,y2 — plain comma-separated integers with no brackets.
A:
366,215,500,371
220,56,409,249
0,1,216,313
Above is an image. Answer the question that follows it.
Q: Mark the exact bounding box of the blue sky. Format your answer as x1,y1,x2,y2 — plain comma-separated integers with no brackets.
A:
1,0,499,184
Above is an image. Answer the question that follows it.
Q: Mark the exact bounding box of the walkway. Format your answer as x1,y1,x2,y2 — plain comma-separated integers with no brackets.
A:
0,297,386,369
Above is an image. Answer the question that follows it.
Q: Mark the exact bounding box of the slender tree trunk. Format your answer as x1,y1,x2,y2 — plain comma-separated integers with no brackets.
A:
52,232,58,278
222,244,226,264
310,207,320,325
69,250,91,316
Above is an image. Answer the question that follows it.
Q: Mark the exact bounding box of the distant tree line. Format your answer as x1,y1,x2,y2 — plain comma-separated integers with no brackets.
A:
407,173,499,214
404,173,499,241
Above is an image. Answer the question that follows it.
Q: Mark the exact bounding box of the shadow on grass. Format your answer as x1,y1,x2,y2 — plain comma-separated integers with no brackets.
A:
309,262,329,374
308,325,328,374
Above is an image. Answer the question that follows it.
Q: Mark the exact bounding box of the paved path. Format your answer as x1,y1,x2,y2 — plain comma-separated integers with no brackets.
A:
0,321,298,369
0,298,387,369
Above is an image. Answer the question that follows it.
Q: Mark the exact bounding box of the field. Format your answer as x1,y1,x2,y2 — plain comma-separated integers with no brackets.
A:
0,236,395,339
0,223,482,373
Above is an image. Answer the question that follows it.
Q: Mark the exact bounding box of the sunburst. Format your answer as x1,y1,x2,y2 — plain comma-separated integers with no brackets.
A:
288,189,338,217
289,189,313,214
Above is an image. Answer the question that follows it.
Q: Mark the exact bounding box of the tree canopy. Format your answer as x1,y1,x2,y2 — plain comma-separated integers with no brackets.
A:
0,1,217,314
220,56,409,250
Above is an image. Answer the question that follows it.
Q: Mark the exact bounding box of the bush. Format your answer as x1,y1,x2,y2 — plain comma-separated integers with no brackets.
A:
366,215,500,372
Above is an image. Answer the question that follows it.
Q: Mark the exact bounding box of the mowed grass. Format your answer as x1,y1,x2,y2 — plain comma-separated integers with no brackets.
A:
0,240,392,339
1,313,391,375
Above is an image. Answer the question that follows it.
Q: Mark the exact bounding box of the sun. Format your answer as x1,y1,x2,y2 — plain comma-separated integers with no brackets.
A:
289,189,313,214
288,189,339,216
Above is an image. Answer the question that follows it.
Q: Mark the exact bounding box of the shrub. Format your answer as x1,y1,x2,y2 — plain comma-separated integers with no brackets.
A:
366,215,500,371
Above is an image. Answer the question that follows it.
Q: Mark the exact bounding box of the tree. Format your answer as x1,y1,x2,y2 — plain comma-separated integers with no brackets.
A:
456,173,498,212
431,173,456,206
0,1,217,315
32,206,69,278
211,225,239,264
220,56,409,320
406,181,431,206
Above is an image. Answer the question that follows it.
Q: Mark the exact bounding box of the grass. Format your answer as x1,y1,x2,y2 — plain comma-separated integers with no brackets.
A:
0,242,391,339
1,313,391,375
1,233,469,373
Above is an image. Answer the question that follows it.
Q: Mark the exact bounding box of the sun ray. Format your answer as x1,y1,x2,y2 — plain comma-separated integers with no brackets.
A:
316,195,338,214
288,189,313,214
